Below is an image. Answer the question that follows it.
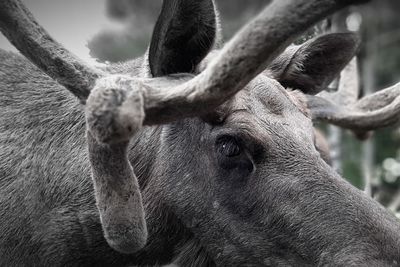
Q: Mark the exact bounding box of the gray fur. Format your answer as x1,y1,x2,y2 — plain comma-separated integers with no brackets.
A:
1,1,400,267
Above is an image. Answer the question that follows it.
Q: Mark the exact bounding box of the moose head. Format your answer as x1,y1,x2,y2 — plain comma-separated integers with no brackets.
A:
0,0,400,266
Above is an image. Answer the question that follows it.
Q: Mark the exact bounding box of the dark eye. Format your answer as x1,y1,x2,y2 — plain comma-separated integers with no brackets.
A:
216,136,241,157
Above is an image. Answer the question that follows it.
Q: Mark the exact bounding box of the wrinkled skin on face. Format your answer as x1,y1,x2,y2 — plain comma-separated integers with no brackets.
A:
153,78,320,265
152,77,400,266
139,1,400,265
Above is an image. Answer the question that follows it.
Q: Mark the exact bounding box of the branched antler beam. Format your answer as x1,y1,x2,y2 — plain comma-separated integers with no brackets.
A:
0,0,369,124
0,0,103,100
309,82,400,131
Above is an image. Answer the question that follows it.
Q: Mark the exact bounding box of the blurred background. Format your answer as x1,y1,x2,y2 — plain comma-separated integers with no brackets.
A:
1,0,400,213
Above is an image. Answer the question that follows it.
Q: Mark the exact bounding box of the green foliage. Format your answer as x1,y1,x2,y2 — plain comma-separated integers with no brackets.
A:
341,132,363,188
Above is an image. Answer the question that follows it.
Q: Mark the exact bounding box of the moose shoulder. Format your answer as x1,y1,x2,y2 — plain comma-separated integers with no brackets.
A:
0,0,400,266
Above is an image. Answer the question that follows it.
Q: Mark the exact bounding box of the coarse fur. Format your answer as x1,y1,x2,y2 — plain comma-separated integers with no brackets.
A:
1,0,400,266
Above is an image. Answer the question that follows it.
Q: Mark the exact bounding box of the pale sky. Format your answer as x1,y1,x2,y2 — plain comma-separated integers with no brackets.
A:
0,0,115,64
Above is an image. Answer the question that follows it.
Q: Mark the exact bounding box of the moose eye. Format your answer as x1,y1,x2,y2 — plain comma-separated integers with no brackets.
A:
216,136,241,157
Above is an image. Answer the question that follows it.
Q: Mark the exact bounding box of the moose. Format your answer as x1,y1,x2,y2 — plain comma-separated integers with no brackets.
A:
1,0,400,266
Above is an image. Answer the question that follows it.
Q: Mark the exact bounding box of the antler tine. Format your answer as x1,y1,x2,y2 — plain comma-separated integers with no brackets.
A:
0,0,103,101
318,57,359,107
338,58,360,106
355,82,400,111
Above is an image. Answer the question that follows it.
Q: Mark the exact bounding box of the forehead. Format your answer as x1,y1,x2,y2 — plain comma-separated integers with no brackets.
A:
222,75,313,143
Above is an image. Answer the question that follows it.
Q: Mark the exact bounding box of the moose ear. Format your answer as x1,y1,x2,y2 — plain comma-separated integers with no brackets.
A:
149,0,217,77
269,33,360,95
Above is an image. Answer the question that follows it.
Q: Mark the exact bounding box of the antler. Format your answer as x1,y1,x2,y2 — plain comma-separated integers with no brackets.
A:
309,77,400,132
0,0,369,127
0,0,370,254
